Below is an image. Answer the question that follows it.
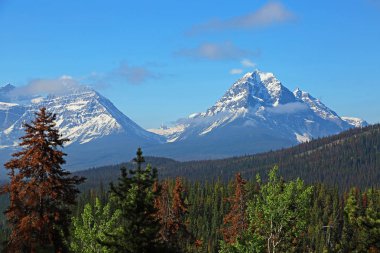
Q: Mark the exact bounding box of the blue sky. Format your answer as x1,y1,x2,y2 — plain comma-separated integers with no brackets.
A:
0,0,379,128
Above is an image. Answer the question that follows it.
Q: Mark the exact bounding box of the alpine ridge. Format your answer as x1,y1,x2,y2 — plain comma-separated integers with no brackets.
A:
147,70,367,159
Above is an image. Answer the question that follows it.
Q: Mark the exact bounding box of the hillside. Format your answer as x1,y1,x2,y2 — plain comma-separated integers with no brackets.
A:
75,124,380,191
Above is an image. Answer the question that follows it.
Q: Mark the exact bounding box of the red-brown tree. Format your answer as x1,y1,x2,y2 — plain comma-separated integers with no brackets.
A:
171,177,190,239
155,177,194,252
155,180,171,242
221,173,248,244
0,107,85,253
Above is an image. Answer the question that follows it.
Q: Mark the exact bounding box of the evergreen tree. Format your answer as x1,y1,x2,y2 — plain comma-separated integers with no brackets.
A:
169,178,193,251
221,173,248,244
358,188,380,252
0,107,85,253
305,184,344,252
342,188,360,252
351,188,380,252
155,181,171,243
100,148,162,253
155,177,195,252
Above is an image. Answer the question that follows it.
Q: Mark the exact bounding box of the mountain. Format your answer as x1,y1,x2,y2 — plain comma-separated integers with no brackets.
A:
0,70,368,174
77,124,380,192
0,82,163,175
148,70,367,160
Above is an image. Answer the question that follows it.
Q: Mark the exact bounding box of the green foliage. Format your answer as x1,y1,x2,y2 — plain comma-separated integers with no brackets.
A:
2,146,380,252
70,198,121,253
186,180,227,253
66,168,380,253
220,167,313,253
100,148,162,253
357,189,380,251
305,184,343,252
219,232,263,253
342,188,380,252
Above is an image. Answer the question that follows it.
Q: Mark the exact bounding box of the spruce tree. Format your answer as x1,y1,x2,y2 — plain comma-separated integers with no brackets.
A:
342,188,360,252
171,177,192,243
155,181,171,243
156,178,193,252
101,148,162,253
221,173,248,244
0,107,85,253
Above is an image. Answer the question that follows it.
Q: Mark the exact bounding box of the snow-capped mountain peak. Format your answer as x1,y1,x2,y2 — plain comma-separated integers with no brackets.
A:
0,84,163,159
150,70,367,150
204,70,296,118
251,70,296,106
0,83,166,171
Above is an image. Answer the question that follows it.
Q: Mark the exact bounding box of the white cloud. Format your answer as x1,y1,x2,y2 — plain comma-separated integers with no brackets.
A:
85,62,161,86
241,59,256,68
9,76,82,99
230,59,256,75
7,61,161,100
188,2,295,35
230,68,243,75
175,42,257,61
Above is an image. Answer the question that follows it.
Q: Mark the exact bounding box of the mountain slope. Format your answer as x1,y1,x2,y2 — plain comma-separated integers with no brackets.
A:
148,70,367,160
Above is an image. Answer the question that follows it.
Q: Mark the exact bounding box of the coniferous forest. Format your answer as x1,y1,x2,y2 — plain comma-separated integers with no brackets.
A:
0,109,379,253
73,123,380,192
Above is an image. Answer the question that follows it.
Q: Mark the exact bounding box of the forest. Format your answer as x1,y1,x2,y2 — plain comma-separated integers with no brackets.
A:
0,108,379,253
75,124,380,192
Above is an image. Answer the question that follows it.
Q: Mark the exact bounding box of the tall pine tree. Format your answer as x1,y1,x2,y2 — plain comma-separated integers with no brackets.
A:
101,148,162,253
0,107,85,253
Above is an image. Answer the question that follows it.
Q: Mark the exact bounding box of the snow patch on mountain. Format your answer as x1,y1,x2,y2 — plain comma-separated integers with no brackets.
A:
293,88,340,121
341,117,368,128
148,124,186,142
0,102,19,109
295,132,311,143
31,97,44,104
